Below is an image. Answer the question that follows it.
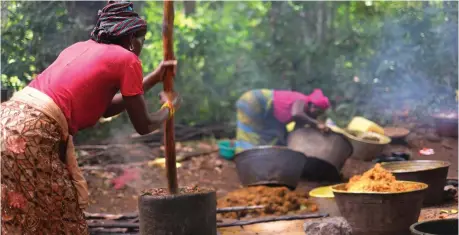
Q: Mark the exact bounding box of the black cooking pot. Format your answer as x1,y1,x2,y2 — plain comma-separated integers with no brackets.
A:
287,127,353,182
1,88,13,103
433,113,458,138
410,218,458,235
234,146,307,190
373,156,406,163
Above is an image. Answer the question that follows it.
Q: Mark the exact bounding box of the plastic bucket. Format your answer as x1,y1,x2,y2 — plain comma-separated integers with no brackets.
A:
218,140,235,160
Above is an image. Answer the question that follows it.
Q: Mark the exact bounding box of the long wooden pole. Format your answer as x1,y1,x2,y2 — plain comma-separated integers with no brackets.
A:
162,0,178,194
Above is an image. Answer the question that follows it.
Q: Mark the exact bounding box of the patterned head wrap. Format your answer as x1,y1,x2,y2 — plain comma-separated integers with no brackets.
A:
308,89,331,110
91,1,147,43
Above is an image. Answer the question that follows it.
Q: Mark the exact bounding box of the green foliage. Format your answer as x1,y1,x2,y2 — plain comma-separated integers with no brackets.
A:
1,1,457,141
140,1,270,125
2,1,67,88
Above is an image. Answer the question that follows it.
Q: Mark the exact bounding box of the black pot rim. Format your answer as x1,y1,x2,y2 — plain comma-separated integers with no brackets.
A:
381,160,451,173
409,218,458,235
234,146,306,160
245,182,296,190
373,156,406,163
140,188,216,199
332,181,429,195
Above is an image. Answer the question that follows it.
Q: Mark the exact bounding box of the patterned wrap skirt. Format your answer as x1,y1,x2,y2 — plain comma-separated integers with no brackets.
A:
1,89,89,234
235,89,287,153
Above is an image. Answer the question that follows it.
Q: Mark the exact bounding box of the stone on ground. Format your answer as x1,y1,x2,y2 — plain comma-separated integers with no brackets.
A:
303,216,352,235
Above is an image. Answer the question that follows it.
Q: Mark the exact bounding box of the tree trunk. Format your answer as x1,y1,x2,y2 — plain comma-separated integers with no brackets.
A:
183,0,196,16
1,1,9,28
346,2,351,31
64,1,106,27
316,1,324,42
327,2,335,43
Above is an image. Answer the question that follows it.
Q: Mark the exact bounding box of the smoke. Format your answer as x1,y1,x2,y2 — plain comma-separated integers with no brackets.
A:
358,3,458,121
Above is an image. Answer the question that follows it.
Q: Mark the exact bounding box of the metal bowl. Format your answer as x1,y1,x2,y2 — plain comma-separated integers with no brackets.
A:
344,131,391,161
383,126,411,139
234,146,307,190
332,182,428,235
381,160,451,205
433,113,458,138
410,218,458,235
287,127,353,182
373,155,406,163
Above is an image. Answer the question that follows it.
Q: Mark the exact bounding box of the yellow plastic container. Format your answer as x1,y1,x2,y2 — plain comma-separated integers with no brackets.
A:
286,122,296,132
309,186,334,198
309,186,340,216
347,117,385,135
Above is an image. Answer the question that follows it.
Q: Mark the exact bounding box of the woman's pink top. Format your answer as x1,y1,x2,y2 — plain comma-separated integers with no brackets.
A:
29,40,144,134
272,89,330,123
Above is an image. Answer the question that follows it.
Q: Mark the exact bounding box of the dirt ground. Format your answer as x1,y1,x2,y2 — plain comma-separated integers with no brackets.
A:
83,126,458,233
85,150,242,213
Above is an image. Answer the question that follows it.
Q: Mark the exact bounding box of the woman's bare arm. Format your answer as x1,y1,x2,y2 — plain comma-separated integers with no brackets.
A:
291,100,319,128
103,61,176,118
123,94,169,135
103,68,163,118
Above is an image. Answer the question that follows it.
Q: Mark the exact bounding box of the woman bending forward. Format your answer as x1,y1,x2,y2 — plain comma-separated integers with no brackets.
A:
235,89,330,153
0,2,179,234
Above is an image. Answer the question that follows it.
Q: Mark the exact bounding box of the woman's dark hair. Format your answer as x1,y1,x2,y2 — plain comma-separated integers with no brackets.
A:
91,1,147,44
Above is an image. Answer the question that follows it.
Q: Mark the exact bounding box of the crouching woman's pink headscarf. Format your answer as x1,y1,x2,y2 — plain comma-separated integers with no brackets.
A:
308,89,330,110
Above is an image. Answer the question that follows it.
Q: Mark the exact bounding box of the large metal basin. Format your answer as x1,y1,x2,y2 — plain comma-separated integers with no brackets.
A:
410,218,458,235
287,127,353,182
234,146,307,190
344,130,391,161
381,160,451,205
332,182,428,235
433,113,458,138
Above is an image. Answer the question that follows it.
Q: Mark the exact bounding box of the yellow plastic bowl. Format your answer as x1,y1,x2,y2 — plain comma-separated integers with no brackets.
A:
309,185,335,198
344,131,391,145
309,185,340,216
329,125,391,161
286,122,296,132
347,116,385,135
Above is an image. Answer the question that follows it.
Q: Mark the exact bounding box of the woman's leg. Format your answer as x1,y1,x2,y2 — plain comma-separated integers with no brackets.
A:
235,90,276,153
1,101,88,235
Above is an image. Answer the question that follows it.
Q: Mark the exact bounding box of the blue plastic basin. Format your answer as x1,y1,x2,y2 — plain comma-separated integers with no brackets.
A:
218,140,235,160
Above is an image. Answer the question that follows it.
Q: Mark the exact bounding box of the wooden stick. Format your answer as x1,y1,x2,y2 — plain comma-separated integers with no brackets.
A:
87,222,138,229
175,149,217,162
80,161,146,171
84,212,137,220
75,144,151,151
86,213,328,229
216,213,329,228
84,206,265,220
87,228,133,234
216,205,265,213
80,149,216,171
84,206,266,220
75,145,112,150
162,0,178,194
